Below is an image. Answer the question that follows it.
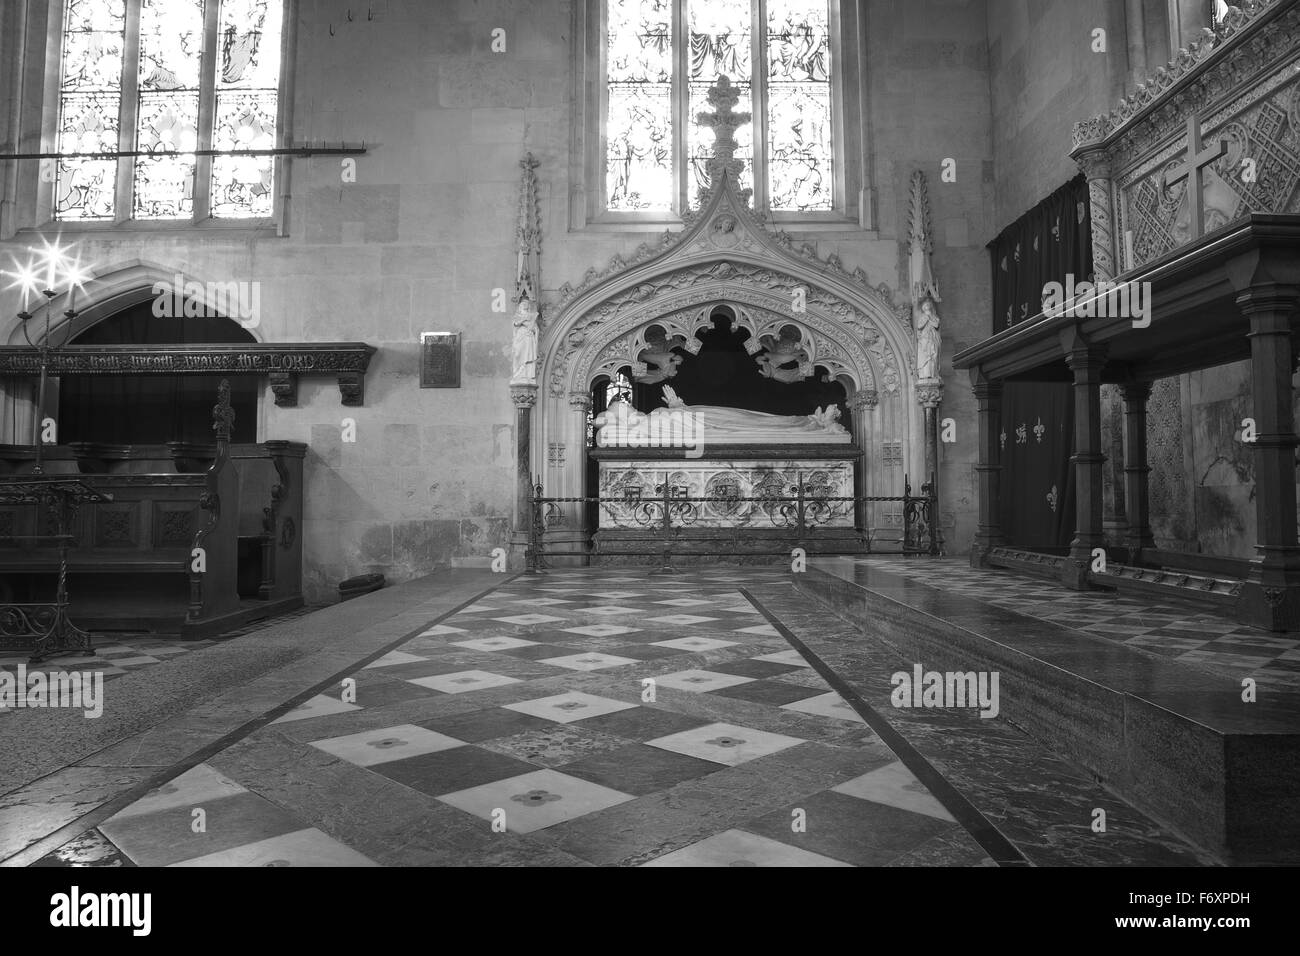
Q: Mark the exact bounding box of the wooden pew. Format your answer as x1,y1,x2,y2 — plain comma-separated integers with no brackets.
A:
0,382,300,639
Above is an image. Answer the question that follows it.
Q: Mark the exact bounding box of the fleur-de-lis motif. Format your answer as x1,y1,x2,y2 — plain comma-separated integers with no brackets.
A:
1046,485,1059,513
1033,417,1045,443
1052,215,1061,240
999,430,1007,450
1016,423,1028,444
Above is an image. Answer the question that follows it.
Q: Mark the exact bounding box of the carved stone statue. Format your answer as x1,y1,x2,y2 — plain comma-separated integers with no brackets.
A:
633,327,687,385
593,385,850,446
915,296,941,382
510,295,539,386
756,326,813,384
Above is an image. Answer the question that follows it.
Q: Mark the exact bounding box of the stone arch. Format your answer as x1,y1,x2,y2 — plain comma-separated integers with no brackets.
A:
528,173,923,547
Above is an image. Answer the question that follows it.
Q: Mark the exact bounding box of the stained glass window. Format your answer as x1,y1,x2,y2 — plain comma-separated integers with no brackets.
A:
687,0,753,203
602,0,833,215
54,0,285,223
134,0,204,219
606,0,673,211
767,0,832,211
56,0,127,220
211,0,283,219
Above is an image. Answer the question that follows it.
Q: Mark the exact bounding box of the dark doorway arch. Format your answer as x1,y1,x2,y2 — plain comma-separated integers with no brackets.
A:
57,302,258,444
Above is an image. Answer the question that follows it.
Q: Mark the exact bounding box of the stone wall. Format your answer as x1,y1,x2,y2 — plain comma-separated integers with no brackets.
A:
0,0,995,597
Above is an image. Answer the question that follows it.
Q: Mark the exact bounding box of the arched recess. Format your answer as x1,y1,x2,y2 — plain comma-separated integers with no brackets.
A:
533,173,923,540
1,258,266,445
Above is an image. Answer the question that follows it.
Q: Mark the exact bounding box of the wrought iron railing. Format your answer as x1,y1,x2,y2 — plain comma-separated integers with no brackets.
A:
525,474,940,572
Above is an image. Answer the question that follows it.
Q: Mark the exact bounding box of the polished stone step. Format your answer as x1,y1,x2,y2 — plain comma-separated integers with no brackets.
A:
795,557,1300,864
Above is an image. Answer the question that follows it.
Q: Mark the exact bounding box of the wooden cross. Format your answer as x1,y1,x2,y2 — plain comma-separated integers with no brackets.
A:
1165,114,1226,240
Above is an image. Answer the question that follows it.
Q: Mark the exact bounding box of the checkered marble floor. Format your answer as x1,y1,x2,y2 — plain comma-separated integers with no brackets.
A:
854,558,1300,690
36,568,989,867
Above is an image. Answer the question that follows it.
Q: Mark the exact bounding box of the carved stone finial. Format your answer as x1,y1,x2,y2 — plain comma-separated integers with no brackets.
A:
212,378,235,440
695,75,752,207
516,151,541,305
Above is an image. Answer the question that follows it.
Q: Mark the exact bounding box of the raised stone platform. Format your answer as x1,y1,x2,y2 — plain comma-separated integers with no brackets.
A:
795,556,1300,863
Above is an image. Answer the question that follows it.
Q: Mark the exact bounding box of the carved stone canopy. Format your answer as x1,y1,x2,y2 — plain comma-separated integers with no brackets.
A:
542,152,914,404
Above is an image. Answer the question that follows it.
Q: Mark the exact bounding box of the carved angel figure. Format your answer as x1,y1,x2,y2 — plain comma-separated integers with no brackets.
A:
633,328,687,385
756,326,813,384
510,295,539,386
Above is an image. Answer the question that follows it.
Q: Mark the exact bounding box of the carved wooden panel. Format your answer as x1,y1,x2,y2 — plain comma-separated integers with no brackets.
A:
420,333,461,388
95,504,138,548
156,506,196,546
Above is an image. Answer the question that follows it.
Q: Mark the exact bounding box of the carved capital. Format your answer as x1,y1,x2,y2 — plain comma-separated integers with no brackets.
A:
1074,148,1112,182
916,382,944,408
568,391,592,411
1120,380,1153,407
850,388,879,410
511,385,539,410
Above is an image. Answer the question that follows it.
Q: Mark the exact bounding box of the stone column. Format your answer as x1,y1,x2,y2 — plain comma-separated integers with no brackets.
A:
1060,329,1108,589
969,367,1004,568
568,390,593,533
1076,149,1117,282
1120,380,1156,561
850,388,878,532
916,381,943,489
510,385,538,567
1236,287,1300,630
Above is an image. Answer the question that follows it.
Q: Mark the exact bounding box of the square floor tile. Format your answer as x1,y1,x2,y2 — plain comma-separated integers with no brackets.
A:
330,678,439,708
744,790,954,867
456,604,501,614
557,743,720,796
418,624,466,636
709,659,806,679
562,624,642,637
651,637,738,652
418,707,555,743
480,725,629,767
781,691,865,723
102,792,302,867
832,761,955,823
642,829,851,867
510,598,573,606
110,763,246,821
272,694,361,724
363,650,429,669
492,614,567,626
646,614,718,626
451,636,540,652
536,652,641,672
733,624,781,637
580,605,649,616
646,721,804,766
373,745,537,796
710,680,826,707
572,705,711,742
504,691,638,724
438,768,634,833
650,669,755,693
406,670,522,694
170,827,379,867
308,724,464,767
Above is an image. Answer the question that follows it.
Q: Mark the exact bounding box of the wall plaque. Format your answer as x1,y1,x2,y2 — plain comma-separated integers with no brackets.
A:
420,332,461,388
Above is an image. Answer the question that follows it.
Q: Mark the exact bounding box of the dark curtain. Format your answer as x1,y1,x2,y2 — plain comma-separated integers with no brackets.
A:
57,302,258,444
999,382,1077,550
989,175,1092,549
990,174,1092,332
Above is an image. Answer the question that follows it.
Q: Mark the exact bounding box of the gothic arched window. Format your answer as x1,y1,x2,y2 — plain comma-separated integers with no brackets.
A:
594,0,851,221
53,0,286,222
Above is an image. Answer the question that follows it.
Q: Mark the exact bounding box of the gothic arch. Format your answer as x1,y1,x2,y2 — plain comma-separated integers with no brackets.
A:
529,172,926,543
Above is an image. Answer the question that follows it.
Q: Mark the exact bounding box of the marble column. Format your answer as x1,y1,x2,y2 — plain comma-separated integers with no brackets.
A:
1236,287,1300,630
510,385,538,567
850,388,878,532
1060,330,1108,589
969,367,1004,568
1076,149,1117,282
916,381,943,490
1120,380,1156,561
